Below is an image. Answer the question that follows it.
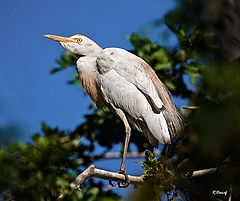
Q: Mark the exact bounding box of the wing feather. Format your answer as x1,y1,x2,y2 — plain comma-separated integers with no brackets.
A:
97,48,163,113
96,48,182,143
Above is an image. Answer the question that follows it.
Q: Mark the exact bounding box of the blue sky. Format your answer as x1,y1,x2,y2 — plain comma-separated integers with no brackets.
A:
0,0,177,137
0,0,181,198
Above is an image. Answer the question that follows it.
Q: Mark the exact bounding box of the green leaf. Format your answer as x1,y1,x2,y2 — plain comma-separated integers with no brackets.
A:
155,62,172,70
132,160,144,167
145,150,155,161
190,74,195,84
73,190,84,200
165,81,176,90
176,159,193,174
49,67,61,74
84,187,99,201
152,48,169,61
98,196,122,201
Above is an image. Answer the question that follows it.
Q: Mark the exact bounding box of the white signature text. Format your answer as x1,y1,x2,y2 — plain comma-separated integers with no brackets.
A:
212,190,227,196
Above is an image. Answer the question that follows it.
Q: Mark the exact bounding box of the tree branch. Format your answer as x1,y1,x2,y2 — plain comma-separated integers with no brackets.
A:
70,165,144,189
58,165,144,199
191,167,217,177
182,106,200,110
69,166,217,190
102,151,161,159
58,165,218,199
75,151,161,165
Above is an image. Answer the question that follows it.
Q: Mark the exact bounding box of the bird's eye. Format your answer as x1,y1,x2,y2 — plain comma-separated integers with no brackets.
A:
75,38,82,43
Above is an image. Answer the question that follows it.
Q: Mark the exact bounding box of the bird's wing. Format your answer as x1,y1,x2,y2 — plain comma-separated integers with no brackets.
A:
98,67,171,145
97,48,182,143
97,48,164,113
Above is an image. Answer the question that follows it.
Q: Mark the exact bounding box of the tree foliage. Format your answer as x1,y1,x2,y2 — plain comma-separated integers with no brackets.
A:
0,123,120,200
1,0,240,200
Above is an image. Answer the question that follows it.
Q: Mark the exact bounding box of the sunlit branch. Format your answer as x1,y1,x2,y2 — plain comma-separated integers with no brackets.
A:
181,106,200,110
191,167,217,177
70,165,144,189
58,165,218,199
69,165,217,189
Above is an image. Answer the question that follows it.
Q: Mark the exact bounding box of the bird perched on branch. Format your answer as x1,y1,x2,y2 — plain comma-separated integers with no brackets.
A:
45,34,182,188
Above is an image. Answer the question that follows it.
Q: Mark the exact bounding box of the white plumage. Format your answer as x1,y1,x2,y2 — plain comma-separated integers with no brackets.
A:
97,48,171,145
45,34,182,187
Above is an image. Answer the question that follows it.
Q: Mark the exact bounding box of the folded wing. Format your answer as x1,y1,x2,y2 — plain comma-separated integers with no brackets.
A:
96,48,182,145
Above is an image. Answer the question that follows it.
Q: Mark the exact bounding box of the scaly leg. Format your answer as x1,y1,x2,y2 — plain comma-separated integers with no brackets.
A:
109,106,131,188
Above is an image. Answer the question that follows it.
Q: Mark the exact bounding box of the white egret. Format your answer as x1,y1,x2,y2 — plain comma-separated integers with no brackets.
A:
45,34,182,187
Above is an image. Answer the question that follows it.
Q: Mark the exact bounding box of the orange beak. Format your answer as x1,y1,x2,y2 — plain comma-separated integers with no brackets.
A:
44,34,76,43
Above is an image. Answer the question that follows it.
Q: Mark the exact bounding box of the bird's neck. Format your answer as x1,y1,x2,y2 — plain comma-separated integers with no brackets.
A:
83,43,102,57
76,55,99,76
76,56,105,108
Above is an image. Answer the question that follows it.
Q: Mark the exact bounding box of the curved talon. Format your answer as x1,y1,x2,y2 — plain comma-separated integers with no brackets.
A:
109,180,118,187
118,180,129,188
118,169,129,188
109,169,129,188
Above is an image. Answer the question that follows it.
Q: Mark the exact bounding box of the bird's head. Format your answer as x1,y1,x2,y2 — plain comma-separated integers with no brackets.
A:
44,34,102,57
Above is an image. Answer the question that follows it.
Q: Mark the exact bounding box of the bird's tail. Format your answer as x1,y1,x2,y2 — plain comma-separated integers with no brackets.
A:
143,111,172,145
127,115,159,148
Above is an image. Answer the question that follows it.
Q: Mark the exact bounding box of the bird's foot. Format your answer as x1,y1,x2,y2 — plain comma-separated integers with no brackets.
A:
109,169,129,188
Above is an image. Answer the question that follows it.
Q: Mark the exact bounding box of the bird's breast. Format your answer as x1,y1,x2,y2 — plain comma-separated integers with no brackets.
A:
80,73,106,108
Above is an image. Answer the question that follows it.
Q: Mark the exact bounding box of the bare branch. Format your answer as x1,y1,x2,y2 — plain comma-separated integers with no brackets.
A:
75,151,161,165
58,165,218,199
191,167,217,177
228,185,232,201
58,165,144,199
70,165,95,189
69,166,217,190
101,151,161,159
182,106,200,110
70,165,144,189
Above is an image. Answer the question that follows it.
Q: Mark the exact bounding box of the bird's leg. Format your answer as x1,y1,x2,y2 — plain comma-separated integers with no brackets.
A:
109,107,131,188
118,119,131,188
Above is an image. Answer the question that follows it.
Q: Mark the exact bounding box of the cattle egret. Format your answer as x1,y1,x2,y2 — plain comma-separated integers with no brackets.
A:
45,34,182,188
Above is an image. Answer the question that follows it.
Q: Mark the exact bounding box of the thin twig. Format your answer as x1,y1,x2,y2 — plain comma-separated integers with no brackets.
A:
228,185,232,201
182,106,200,110
102,151,161,159
75,151,161,165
